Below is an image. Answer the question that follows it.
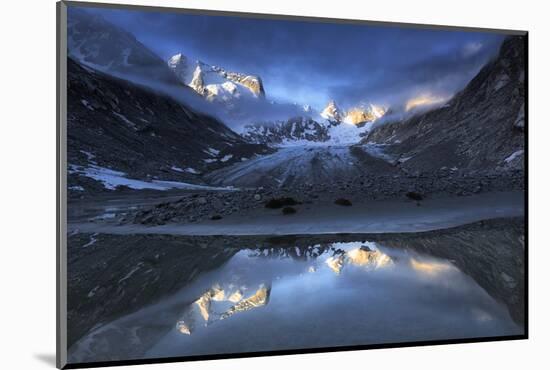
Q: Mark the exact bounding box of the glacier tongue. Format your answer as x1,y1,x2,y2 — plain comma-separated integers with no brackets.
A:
206,144,397,188
325,120,374,145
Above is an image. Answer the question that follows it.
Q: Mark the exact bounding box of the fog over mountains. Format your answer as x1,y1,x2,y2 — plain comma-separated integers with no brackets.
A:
67,8,392,139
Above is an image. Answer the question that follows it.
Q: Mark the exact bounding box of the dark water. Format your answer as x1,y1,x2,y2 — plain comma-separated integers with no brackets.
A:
68,233,523,363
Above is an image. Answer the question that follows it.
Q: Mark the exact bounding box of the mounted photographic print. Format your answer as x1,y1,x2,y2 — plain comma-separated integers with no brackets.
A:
56,1,527,368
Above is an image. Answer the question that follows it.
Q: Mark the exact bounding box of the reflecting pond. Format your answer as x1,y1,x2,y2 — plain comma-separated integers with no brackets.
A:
68,232,524,363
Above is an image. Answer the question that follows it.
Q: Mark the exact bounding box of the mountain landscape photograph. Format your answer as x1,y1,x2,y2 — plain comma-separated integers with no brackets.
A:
63,4,526,365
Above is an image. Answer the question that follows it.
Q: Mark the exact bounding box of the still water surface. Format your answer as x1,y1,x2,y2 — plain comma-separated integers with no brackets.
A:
69,239,522,362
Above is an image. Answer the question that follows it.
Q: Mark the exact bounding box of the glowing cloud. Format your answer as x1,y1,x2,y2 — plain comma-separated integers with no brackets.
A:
410,258,452,275
405,94,449,112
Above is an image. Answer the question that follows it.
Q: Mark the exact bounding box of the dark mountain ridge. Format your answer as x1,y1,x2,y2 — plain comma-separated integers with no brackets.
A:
68,7,180,85
365,36,525,173
67,58,269,194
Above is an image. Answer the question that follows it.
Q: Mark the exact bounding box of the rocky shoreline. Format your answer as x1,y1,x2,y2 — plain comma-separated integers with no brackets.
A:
122,169,524,226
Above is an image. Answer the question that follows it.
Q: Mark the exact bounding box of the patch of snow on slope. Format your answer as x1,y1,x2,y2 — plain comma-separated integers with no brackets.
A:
80,150,96,163
112,112,137,129
82,233,98,248
205,148,220,156
220,154,233,162
504,150,524,163
118,263,143,284
171,166,200,174
185,167,200,174
70,165,236,191
81,99,94,111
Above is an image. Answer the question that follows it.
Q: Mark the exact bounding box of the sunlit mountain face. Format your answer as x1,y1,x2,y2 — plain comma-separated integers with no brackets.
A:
173,242,402,336
176,283,271,335
167,52,266,104
343,104,387,125
326,244,393,274
172,241,463,336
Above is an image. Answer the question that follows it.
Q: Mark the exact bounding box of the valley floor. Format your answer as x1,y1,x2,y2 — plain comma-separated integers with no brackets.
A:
68,191,524,236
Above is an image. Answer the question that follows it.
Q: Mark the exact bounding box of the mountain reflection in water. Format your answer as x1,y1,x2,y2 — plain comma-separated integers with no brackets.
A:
68,227,524,363
326,244,393,274
176,284,271,335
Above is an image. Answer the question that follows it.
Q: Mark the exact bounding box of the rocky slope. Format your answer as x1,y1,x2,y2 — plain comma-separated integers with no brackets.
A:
67,58,269,195
67,7,179,85
378,218,525,324
365,36,526,173
66,233,238,348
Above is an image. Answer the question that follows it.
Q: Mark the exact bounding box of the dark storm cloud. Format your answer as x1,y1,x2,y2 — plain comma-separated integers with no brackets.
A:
83,6,506,110
326,36,503,107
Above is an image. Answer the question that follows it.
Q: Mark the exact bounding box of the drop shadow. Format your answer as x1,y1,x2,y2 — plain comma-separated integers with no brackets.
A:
34,353,56,367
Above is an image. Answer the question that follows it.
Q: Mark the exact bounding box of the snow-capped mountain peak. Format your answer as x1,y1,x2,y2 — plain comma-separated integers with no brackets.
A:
241,116,330,145
241,100,389,147
167,53,193,83
167,53,266,102
189,64,206,95
320,100,386,126
320,100,342,122
343,104,387,125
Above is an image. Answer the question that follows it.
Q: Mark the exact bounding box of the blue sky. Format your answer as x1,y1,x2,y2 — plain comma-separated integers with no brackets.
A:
82,6,506,110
